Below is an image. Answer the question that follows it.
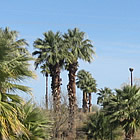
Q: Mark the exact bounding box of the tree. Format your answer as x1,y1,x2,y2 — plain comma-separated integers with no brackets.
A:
104,85,140,140
63,28,95,138
39,63,50,110
33,31,66,112
83,112,110,140
76,70,97,113
0,27,35,139
83,111,123,140
97,87,113,107
19,100,52,140
32,40,50,110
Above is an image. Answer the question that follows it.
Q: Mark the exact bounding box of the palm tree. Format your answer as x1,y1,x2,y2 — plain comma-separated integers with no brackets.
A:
35,62,50,110
76,70,89,113
63,28,95,137
104,85,140,140
40,64,50,110
83,112,110,140
19,100,52,140
88,78,97,112
32,39,50,110
0,27,35,139
97,87,113,107
76,70,97,113
33,31,66,112
83,111,122,140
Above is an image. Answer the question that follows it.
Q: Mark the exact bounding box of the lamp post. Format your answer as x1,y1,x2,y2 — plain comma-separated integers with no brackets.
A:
129,68,134,87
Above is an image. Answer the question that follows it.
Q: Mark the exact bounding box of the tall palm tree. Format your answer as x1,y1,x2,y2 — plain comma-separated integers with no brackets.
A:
40,64,50,110
0,27,35,139
76,70,97,113
104,85,140,140
32,38,50,110
33,31,66,112
63,28,95,137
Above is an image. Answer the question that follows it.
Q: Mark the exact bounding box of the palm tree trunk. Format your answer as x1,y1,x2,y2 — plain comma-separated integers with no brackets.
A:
67,62,78,139
88,93,92,112
51,64,61,112
51,64,61,138
45,73,48,110
83,92,86,112
83,92,88,113
85,93,88,112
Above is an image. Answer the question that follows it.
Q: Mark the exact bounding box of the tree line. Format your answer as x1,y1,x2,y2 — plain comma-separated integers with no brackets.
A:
1,27,140,140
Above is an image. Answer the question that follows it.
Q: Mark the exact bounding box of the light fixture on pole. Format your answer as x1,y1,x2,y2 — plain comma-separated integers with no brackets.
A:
129,68,134,87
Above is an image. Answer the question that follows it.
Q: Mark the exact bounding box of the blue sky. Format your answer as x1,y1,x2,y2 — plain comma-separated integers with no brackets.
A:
1,0,140,106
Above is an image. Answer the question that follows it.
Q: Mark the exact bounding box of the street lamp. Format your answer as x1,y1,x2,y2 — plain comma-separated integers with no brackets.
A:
129,68,134,87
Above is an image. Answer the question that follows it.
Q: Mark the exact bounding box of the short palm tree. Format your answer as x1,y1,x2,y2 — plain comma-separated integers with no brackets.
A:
97,87,113,107
83,112,110,140
33,31,66,112
76,70,97,113
63,28,95,137
83,111,122,140
19,100,52,140
104,85,140,140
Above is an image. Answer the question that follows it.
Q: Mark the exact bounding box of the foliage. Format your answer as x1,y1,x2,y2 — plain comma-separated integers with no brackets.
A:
76,69,97,94
63,28,95,64
83,111,123,140
103,85,140,139
97,87,113,107
76,69,97,112
19,100,52,140
33,30,66,71
0,27,35,140
0,93,29,140
0,27,35,94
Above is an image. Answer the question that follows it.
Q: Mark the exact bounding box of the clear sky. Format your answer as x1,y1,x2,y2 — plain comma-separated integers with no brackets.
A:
1,0,140,106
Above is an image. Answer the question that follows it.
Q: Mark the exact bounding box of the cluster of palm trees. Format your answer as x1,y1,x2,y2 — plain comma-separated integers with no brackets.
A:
32,28,96,138
76,70,97,113
0,26,96,139
0,27,51,140
2,26,139,140
84,85,140,140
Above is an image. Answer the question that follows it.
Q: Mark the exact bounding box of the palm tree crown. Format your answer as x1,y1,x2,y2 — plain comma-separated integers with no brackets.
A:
0,27,34,94
76,70,97,93
33,31,65,68
63,28,95,64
